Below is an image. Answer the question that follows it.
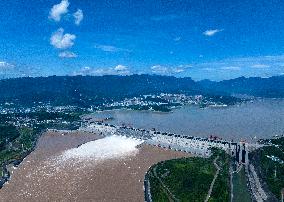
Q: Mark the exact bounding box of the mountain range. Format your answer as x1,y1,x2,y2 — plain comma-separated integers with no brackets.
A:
0,75,283,106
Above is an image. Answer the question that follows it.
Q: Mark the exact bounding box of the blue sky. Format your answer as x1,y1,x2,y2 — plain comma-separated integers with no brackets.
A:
0,0,283,80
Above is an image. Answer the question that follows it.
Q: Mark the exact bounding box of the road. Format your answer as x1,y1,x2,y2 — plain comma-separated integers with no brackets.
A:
205,156,220,202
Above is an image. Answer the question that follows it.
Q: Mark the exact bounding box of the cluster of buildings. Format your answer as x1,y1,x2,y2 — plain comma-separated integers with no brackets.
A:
100,93,227,111
0,93,230,116
0,102,82,115
0,109,81,130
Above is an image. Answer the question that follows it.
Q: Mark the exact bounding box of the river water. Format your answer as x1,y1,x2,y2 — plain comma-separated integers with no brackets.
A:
92,99,284,142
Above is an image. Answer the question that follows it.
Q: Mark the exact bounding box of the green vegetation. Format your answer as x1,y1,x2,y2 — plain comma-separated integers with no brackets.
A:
253,138,284,200
209,149,230,202
271,137,284,150
24,111,84,122
232,167,251,202
0,125,20,150
149,157,215,201
148,149,231,202
0,126,39,166
0,111,84,184
148,173,170,201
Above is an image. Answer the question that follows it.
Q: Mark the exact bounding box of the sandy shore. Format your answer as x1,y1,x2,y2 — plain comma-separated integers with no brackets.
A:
0,130,191,202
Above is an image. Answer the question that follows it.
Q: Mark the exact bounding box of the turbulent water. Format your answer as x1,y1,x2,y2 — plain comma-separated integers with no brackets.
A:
93,99,284,142
0,131,190,201
61,135,144,161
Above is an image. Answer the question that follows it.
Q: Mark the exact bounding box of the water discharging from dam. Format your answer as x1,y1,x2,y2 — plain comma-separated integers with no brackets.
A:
0,131,190,201
61,135,144,161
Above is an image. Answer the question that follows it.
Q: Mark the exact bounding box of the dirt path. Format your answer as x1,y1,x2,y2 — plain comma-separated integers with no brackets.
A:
153,165,179,202
205,156,220,202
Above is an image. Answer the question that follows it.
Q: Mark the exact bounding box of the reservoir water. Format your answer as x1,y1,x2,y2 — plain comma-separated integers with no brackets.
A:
92,99,284,142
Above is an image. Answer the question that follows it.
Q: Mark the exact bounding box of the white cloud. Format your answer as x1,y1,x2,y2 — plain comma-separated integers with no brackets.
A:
203,29,223,36
0,61,14,69
59,51,77,58
151,65,168,74
114,64,127,71
96,45,117,52
151,14,182,22
0,61,15,78
49,0,69,22
73,9,83,25
95,45,130,52
197,55,284,70
178,64,193,68
74,65,131,76
174,37,181,41
75,66,92,75
251,64,270,68
203,67,215,71
188,55,284,80
173,68,185,73
221,66,241,70
151,65,190,75
50,28,76,49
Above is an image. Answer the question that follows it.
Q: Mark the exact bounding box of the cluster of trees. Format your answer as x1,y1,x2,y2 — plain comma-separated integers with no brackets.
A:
0,111,83,177
0,125,20,150
199,76,284,98
149,149,231,201
0,75,199,106
258,138,284,200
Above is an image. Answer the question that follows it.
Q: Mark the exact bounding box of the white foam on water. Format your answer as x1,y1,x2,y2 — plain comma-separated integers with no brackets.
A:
61,135,144,161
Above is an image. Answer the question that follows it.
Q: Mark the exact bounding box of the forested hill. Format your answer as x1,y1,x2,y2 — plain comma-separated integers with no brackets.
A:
0,75,283,106
0,75,201,106
198,75,284,98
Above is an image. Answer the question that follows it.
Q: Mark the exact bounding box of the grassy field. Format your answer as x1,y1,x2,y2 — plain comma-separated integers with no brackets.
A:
148,149,231,202
232,167,251,202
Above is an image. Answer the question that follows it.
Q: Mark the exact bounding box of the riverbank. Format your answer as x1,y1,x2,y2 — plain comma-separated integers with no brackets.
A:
0,127,47,189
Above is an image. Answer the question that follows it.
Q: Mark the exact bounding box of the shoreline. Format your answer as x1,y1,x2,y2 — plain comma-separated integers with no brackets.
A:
0,129,48,189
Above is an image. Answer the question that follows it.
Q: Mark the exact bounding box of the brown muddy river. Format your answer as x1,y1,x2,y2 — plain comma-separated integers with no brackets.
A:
0,131,190,202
